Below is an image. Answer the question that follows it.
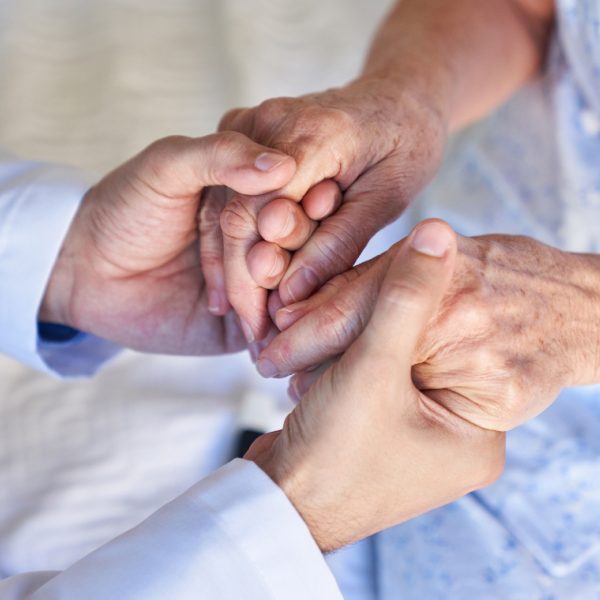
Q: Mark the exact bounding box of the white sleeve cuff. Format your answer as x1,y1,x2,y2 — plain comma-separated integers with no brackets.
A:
24,459,342,600
0,157,120,377
194,459,342,599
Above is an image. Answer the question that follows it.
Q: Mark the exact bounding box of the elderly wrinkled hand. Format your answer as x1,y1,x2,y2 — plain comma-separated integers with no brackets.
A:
39,133,296,356
201,79,447,342
257,220,600,432
247,220,504,551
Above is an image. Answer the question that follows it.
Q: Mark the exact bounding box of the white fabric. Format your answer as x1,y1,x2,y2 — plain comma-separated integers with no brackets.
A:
0,2,392,598
0,154,119,376
0,459,341,599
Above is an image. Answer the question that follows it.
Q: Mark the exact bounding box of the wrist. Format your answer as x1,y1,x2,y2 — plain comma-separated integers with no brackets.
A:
39,239,76,328
354,62,453,131
38,199,86,329
248,438,340,553
338,74,449,182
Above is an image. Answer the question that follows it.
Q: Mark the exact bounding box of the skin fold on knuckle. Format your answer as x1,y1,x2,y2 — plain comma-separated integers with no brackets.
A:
304,222,363,279
253,97,295,135
319,300,364,353
220,197,257,241
418,392,506,492
199,196,225,234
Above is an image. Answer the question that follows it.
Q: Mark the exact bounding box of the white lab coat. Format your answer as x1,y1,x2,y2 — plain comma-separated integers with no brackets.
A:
0,154,342,599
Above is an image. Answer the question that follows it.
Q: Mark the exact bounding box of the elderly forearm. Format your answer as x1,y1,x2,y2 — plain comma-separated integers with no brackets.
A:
358,0,555,131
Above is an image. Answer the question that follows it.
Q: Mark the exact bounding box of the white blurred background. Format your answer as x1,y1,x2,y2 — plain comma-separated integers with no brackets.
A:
0,0,395,576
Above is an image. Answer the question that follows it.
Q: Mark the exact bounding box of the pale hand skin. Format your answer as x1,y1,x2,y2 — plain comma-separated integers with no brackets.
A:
39,133,296,355
206,79,447,341
203,0,555,343
247,221,505,551
258,220,600,432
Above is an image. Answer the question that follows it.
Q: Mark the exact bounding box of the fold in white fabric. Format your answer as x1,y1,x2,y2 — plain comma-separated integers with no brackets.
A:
0,459,341,599
0,154,119,376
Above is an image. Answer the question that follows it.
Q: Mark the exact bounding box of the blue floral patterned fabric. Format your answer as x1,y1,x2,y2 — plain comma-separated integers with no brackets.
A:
370,3,600,598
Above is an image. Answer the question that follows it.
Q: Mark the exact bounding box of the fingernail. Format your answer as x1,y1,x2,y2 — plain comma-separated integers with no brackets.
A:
240,319,255,343
255,152,288,172
268,252,286,279
208,290,225,315
275,306,300,330
248,342,260,363
285,267,319,303
288,379,301,404
257,357,279,378
410,222,453,258
276,205,296,239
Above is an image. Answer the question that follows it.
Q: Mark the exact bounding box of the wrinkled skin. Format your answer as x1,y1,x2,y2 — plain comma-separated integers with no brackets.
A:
248,221,505,551
40,133,296,356
258,225,600,431
201,80,447,341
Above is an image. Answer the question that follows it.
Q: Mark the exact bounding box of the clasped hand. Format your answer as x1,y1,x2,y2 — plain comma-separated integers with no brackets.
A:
44,125,600,552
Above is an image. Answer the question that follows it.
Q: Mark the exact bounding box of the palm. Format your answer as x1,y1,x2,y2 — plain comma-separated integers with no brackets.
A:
86,244,246,356
42,134,296,356
62,145,249,356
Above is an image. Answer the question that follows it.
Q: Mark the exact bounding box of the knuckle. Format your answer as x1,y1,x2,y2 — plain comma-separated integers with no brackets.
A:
212,130,245,149
199,192,225,230
319,300,364,350
296,106,354,132
140,135,189,180
199,207,222,234
204,131,249,183
310,222,362,275
254,97,294,130
220,197,257,240
451,295,493,334
201,250,223,271
383,275,430,313
208,132,246,180
218,107,246,131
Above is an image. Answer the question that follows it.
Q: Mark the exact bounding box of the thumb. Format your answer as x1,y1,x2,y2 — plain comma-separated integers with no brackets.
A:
138,133,296,198
361,219,457,367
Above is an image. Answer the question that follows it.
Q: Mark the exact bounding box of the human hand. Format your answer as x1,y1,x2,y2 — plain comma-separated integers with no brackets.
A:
258,222,600,431
39,134,295,355
247,221,504,551
203,77,447,341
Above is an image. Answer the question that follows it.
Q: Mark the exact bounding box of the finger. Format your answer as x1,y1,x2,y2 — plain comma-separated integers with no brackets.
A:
288,359,339,402
302,180,342,221
249,320,280,363
222,99,374,202
257,198,317,251
256,254,389,378
361,219,457,369
218,107,252,132
272,252,382,331
247,241,291,290
199,186,231,315
277,192,395,306
267,290,284,324
140,133,297,198
278,157,413,306
221,193,284,341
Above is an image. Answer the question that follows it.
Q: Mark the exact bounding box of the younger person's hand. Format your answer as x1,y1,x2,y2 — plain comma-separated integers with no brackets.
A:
248,221,504,551
40,134,295,355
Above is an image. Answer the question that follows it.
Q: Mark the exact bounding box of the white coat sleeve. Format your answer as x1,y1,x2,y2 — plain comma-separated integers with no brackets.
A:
0,459,342,600
0,152,120,377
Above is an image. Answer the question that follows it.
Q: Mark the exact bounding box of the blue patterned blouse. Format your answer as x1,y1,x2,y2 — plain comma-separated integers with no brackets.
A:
343,2,600,598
